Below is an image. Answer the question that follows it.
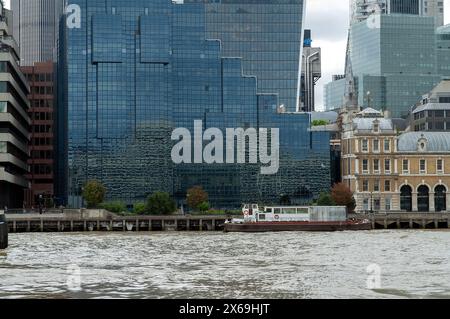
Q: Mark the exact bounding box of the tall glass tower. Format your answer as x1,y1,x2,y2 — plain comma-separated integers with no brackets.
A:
58,0,331,208
11,0,64,66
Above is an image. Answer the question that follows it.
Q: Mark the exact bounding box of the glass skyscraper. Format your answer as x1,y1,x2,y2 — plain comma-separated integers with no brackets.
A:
58,0,331,208
12,0,64,66
325,13,449,118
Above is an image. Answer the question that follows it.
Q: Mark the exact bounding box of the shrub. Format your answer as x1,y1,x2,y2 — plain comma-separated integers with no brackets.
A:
317,192,336,206
146,192,176,215
100,201,126,214
197,202,210,213
133,202,147,215
82,180,106,208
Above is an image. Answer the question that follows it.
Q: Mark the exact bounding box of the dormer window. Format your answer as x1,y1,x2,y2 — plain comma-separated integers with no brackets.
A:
373,120,380,133
417,135,428,152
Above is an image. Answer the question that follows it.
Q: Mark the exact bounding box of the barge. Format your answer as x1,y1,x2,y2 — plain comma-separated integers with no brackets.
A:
224,204,371,233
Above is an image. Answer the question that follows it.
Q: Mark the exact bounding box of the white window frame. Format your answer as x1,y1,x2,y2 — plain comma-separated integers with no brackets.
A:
362,159,369,174
373,159,380,174
385,198,391,211
403,159,409,174
437,159,444,174
373,139,380,153
385,159,391,174
362,139,368,153
384,139,390,153
419,159,427,174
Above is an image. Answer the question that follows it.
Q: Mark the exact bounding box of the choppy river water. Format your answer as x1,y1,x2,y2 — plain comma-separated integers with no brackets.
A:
1,230,450,299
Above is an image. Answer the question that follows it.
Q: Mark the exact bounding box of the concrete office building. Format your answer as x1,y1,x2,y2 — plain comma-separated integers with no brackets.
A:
0,5,31,208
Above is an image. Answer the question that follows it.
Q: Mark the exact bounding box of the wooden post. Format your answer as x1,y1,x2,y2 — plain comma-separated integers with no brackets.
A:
13,220,16,233
384,219,388,229
396,220,401,229
212,219,216,231
434,220,439,229
136,219,139,232
422,220,426,229
84,220,87,231
162,219,165,231
110,220,113,231
57,221,61,232
149,219,152,231
70,221,74,232
97,220,100,231
174,219,178,231
409,219,413,229
123,220,126,232
27,221,31,232
200,219,203,231
186,219,190,231
40,219,44,232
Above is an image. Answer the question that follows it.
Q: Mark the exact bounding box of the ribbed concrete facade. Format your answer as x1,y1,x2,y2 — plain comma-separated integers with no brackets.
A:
0,7,31,208
11,0,63,66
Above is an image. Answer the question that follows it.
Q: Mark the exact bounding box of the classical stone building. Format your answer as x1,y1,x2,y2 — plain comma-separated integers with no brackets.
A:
341,107,450,213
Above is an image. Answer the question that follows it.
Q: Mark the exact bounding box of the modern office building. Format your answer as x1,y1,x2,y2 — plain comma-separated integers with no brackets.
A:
324,75,346,112
0,5,31,208
11,0,64,66
325,13,448,118
412,80,450,131
21,62,55,207
300,30,321,112
350,0,444,27
187,0,306,112
58,0,331,208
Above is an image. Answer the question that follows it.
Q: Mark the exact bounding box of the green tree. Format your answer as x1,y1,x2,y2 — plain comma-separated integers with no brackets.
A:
317,192,335,206
82,180,106,208
133,202,147,215
146,192,176,215
187,186,209,211
197,201,210,213
100,201,126,214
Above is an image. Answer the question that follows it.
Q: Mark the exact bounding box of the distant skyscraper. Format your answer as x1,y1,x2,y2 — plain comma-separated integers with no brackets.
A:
11,0,64,66
351,0,443,27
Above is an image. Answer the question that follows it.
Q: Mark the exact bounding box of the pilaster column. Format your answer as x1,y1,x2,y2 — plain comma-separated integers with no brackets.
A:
412,192,418,212
429,193,435,213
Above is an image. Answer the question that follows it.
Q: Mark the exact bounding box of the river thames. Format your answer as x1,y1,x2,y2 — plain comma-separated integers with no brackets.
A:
1,230,450,299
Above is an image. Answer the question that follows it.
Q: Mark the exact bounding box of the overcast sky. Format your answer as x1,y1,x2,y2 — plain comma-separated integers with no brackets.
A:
4,0,450,110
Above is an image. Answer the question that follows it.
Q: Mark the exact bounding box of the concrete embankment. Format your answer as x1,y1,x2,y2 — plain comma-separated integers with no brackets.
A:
0,211,8,249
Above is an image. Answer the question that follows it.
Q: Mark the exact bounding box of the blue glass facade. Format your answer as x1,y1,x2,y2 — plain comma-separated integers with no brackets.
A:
58,0,330,208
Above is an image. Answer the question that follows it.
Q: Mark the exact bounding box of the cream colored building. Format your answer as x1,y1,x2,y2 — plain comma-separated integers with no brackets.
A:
341,108,450,213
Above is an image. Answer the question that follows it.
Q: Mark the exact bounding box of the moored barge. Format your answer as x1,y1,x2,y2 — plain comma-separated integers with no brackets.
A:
224,204,371,233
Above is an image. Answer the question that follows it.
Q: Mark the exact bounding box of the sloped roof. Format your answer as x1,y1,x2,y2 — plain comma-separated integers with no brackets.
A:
398,132,450,152
353,118,393,131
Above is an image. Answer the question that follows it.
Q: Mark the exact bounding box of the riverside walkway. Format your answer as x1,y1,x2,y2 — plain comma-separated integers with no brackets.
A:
350,212,450,230
5,210,234,233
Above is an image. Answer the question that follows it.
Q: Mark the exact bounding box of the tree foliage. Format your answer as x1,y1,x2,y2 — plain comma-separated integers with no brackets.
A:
146,192,176,215
82,180,106,208
317,192,336,206
331,183,356,213
187,186,209,210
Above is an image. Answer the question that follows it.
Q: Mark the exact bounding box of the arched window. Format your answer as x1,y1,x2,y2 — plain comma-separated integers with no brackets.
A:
435,185,447,212
418,185,430,212
400,185,412,212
